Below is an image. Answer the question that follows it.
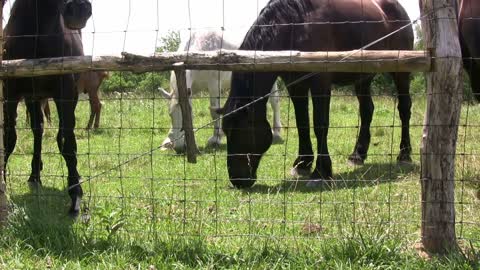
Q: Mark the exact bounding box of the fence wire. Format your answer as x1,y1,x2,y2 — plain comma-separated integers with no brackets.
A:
1,0,479,255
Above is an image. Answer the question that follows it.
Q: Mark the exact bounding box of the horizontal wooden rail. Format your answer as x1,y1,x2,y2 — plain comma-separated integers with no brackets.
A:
0,50,430,78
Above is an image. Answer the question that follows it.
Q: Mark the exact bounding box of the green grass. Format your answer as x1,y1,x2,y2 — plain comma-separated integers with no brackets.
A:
1,89,479,269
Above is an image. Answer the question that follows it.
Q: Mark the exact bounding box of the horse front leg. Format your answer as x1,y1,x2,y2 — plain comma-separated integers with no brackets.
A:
269,82,283,144
25,100,45,188
286,82,313,178
4,98,19,182
55,97,82,217
348,77,374,166
391,72,412,164
206,81,223,149
307,79,332,187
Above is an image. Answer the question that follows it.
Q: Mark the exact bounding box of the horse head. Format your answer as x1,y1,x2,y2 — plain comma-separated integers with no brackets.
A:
221,73,276,188
63,0,92,29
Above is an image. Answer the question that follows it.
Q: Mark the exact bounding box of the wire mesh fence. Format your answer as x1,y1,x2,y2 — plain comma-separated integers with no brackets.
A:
0,0,479,260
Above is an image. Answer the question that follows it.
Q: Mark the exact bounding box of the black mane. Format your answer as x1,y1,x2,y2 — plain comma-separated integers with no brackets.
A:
240,0,314,50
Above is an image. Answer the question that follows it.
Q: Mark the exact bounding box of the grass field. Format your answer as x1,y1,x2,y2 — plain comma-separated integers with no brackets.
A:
1,87,479,269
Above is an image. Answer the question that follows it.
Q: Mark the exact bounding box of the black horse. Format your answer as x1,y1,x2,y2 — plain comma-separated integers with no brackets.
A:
459,0,480,101
220,0,413,188
3,0,92,216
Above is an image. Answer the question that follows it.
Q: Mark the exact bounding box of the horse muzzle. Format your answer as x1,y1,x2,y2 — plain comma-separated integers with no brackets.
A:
63,0,92,30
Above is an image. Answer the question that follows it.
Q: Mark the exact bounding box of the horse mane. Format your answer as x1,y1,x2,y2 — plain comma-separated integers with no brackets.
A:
240,0,314,50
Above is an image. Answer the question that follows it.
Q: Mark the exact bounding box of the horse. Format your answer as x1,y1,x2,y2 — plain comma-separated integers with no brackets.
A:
25,71,109,130
159,31,283,153
219,0,413,188
458,0,480,101
3,0,92,216
77,71,110,130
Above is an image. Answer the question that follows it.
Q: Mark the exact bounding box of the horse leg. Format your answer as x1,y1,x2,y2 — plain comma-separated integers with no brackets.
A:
307,78,333,187
54,96,82,217
94,97,102,129
465,61,480,102
391,72,412,164
348,77,374,166
206,80,222,149
286,82,314,178
87,89,101,130
25,100,45,188
86,97,95,130
4,99,19,181
269,82,283,144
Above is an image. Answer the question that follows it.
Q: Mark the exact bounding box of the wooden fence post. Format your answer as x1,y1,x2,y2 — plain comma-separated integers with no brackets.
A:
0,0,9,224
419,0,462,254
174,63,198,163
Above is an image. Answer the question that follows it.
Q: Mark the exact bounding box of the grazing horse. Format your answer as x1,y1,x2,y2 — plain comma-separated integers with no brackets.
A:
159,31,283,153
458,0,480,101
4,0,92,216
220,0,413,188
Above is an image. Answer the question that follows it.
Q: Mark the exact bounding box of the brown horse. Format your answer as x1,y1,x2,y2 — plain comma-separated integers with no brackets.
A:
459,0,480,101
4,0,92,216
26,71,109,130
77,71,110,130
220,0,413,188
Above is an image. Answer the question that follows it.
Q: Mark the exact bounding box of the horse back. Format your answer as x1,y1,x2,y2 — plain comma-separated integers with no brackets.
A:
300,0,413,52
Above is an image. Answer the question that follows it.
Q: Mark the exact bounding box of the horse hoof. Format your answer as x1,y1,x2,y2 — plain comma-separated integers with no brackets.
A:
397,156,413,165
27,177,42,191
290,167,310,178
206,138,221,149
271,134,284,145
347,155,364,166
305,180,322,188
68,196,82,219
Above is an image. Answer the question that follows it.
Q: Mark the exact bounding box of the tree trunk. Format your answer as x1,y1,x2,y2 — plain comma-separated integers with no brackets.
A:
419,0,462,254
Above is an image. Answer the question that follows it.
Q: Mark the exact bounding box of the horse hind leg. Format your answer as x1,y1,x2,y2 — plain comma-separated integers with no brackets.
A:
25,100,45,188
391,72,412,164
348,77,374,166
55,96,82,217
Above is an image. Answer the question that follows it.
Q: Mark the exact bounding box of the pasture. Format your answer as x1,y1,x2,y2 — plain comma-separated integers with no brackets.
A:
1,79,479,269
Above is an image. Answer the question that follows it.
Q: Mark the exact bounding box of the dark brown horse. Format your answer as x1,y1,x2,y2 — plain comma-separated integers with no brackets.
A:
4,0,92,216
459,0,480,101
220,0,413,188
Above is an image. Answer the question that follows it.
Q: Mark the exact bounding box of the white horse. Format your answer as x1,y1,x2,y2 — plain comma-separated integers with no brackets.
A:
160,31,283,153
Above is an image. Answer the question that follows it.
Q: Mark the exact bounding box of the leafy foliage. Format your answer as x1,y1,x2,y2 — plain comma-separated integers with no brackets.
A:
100,30,181,94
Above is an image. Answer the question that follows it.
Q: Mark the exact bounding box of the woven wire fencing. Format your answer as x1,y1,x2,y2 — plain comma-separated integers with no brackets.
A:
2,0,479,252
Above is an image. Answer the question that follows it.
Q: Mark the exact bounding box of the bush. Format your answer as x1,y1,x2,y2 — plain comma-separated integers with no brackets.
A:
99,30,180,94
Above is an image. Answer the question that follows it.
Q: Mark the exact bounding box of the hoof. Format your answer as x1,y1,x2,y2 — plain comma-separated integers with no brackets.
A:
305,180,322,188
68,196,82,219
290,167,311,178
27,176,42,191
271,134,284,145
206,137,222,149
397,155,413,165
347,155,365,166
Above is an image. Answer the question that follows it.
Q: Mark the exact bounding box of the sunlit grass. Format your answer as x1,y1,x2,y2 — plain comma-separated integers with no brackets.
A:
1,89,479,269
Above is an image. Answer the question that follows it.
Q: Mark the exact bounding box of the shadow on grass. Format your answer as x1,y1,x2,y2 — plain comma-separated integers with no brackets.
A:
243,162,419,194
6,185,87,257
